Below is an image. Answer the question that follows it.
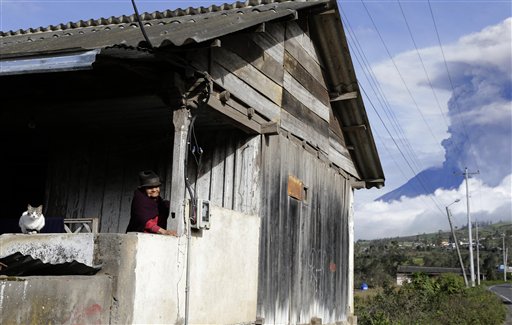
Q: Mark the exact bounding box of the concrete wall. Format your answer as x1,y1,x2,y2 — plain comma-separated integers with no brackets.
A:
0,206,260,324
95,233,139,324
188,206,260,324
130,233,185,324
0,275,112,325
130,205,261,324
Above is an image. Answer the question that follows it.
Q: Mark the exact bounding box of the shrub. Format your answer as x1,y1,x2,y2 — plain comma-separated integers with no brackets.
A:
434,286,506,325
355,273,506,325
436,273,465,294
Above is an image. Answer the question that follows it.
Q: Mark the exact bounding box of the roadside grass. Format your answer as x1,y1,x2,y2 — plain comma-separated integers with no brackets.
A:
354,287,382,300
482,279,510,286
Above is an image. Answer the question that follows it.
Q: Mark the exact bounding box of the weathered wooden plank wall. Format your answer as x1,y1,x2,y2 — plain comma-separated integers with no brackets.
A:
43,125,260,233
281,20,330,154
189,20,358,178
281,20,357,179
189,30,283,122
258,133,351,325
45,132,172,233
187,130,261,216
189,21,358,323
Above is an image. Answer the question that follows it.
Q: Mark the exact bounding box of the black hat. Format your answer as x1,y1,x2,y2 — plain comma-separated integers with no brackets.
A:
138,170,161,188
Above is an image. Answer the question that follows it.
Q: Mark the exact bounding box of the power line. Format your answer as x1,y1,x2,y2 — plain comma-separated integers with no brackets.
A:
427,0,484,213
371,123,431,203
427,0,480,173
340,6,449,214
340,8,426,175
360,0,441,146
352,1,454,209
397,0,449,129
360,83,447,216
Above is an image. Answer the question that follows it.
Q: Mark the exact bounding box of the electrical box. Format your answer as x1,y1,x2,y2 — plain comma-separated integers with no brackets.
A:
191,199,210,230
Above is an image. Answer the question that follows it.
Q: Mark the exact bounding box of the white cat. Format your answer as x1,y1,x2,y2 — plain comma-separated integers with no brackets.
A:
19,204,45,234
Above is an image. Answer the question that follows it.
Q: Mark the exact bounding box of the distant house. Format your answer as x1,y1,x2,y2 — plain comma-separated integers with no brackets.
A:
0,0,384,324
396,266,467,286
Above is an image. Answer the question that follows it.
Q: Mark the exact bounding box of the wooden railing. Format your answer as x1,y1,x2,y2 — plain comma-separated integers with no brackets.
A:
63,218,99,234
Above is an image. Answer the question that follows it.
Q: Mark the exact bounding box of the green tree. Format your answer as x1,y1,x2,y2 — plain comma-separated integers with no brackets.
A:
483,254,499,280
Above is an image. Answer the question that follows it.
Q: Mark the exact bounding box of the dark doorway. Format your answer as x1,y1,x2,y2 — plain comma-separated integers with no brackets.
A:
0,128,47,233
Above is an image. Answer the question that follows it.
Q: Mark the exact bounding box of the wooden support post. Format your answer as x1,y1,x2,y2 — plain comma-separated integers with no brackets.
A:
168,108,191,236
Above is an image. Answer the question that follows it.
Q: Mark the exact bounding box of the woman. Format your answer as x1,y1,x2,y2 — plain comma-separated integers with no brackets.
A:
125,170,176,235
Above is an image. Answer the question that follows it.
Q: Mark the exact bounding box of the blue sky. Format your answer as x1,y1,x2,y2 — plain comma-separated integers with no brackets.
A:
1,0,511,239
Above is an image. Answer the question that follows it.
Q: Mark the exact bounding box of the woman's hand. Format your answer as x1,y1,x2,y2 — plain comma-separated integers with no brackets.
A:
157,228,178,236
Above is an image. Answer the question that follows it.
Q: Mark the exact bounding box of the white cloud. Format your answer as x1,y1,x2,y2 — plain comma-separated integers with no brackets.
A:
355,174,512,240
450,18,512,74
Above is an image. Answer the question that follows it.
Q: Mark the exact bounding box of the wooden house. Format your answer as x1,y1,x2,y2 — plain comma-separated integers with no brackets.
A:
0,0,384,323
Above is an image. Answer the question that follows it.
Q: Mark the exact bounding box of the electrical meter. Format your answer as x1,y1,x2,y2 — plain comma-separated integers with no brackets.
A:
191,199,210,230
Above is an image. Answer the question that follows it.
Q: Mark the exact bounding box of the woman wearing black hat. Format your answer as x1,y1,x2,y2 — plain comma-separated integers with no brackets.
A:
125,170,176,235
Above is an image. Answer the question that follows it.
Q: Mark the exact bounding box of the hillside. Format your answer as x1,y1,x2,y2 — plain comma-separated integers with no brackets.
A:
358,221,511,248
355,221,511,287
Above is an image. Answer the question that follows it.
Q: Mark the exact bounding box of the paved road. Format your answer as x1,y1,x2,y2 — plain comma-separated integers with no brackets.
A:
490,283,512,325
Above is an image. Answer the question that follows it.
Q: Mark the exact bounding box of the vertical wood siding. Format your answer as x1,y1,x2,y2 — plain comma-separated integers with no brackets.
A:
187,130,261,216
45,132,173,233
45,129,262,233
258,134,351,324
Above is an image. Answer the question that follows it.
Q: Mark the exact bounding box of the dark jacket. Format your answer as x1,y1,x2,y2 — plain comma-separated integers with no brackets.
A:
126,189,170,233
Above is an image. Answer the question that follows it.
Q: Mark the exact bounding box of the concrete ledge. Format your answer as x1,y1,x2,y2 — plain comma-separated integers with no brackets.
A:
0,275,113,325
0,233,95,265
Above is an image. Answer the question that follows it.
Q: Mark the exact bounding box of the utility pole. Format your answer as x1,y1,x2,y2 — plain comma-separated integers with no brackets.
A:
463,167,479,287
446,201,468,287
504,234,508,282
476,219,480,285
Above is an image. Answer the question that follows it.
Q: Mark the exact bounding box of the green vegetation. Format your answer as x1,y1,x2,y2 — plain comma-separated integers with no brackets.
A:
354,222,511,324
355,273,507,325
355,221,512,288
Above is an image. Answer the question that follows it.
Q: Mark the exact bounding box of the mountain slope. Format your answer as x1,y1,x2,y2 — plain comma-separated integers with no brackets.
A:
377,165,463,202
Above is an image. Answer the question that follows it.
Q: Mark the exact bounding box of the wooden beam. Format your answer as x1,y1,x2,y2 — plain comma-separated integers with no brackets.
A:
342,124,366,132
317,9,336,15
207,95,261,134
330,91,358,102
350,181,366,190
255,23,265,33
168,108,191,236
261,122,280,135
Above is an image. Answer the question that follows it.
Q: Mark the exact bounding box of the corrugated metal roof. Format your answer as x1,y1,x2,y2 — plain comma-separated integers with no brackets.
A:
0,0,329,58
0,252,101,276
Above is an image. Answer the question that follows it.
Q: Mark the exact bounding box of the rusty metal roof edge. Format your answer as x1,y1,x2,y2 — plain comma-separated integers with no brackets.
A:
0,0,328,37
